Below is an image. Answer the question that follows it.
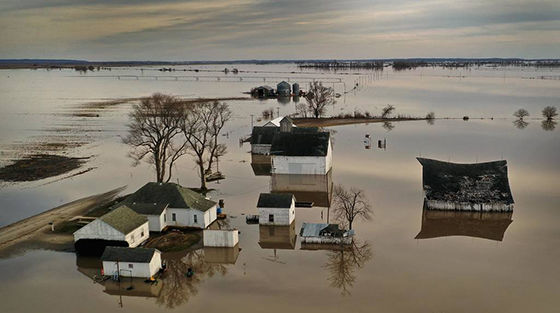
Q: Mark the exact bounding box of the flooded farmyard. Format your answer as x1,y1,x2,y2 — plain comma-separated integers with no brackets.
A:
0,63,559,313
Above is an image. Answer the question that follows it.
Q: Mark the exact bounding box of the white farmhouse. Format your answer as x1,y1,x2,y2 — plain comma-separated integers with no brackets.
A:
101,246,162,279
257,193,295,225
120,182,218,230
73,205,149,255
270,121,332,175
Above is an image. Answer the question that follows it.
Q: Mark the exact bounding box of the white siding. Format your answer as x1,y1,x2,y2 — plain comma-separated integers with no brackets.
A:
251,144,271,155
258,200,295,225
165,206,216,229
425,200,514,212
73,219,125,243
203,229,239,247
102,251,161,278
146,213,165,232
272,156,328,174
124,223,150,247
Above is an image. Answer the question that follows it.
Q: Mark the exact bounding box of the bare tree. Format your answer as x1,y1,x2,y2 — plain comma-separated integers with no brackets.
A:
323,240,372,295
381,104,395,118
426,112,435,125
514,109,529,120
182,101,231,190
542,106,558,120
123,93,188,183
305,81,336,118
332,185,372,230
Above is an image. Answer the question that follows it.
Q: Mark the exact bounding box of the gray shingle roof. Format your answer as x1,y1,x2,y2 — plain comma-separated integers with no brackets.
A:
257,193,294,208
128,202,168,215
100,205,148,234
101,246,158,263
417,158,514,204
122,182,216,212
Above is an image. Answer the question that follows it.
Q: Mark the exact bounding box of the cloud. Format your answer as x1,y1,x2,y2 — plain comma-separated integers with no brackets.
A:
0,0,558,59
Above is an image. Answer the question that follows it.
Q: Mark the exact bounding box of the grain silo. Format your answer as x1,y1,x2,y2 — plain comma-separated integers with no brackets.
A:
276,81,291,97
292,82,300,95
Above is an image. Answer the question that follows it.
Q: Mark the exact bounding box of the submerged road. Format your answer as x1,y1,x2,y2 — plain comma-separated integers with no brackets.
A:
0,186,125,252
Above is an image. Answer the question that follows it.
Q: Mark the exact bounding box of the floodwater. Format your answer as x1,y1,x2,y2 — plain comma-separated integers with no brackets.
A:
0,64,559,312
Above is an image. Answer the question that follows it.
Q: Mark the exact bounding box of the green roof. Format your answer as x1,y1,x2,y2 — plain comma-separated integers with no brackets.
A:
100,205,148,234
122,182,216,212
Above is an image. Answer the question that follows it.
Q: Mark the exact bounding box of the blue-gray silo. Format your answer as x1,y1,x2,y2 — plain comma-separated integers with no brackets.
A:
276,81,291,96
292,82,300,96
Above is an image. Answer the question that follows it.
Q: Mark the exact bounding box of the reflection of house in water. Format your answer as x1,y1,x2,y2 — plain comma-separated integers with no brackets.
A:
415,208,513,241
271,170,333,207
417,158,514,211
258,223,296,250
203,245,240,264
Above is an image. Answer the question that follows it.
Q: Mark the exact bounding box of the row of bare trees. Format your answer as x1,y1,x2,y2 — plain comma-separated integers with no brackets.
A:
124,93,231,189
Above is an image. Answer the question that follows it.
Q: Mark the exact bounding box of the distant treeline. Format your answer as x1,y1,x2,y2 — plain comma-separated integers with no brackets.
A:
298,61,384,70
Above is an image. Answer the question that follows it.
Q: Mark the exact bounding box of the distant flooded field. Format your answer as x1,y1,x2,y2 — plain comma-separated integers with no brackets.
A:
0,64,559,312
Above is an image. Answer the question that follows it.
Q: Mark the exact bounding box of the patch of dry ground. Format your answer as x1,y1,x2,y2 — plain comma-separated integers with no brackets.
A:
0,186,125,257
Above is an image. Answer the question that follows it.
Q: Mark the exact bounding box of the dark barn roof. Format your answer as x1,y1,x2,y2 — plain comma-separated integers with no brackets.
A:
415,209,513,241
251,126,279,145
257,193,294,208
101,246,158,263
121,182,216,212
417,158,514,204
270,131,330,156
128,202,168,215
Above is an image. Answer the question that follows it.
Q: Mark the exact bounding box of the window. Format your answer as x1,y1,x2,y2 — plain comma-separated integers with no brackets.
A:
172,213,176,222
194,215,198,223
128,264,133,269
269,214,274,222
141,231,145,237
164,214,166,222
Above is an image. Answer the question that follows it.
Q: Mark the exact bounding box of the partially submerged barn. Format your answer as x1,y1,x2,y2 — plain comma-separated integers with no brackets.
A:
73,205,149,255
417,158,514,211
257,193,295,225
270,124,332,175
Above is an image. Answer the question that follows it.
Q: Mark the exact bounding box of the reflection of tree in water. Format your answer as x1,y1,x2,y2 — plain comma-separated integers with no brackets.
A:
382,121,395,131
323,240,372,296
513,119,529,129
156,249,227,309
541,119,556,131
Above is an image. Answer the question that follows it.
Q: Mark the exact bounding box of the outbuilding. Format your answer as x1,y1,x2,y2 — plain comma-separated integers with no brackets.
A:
299,222,353,244
101,246,162,279
73,205,149,255
257,193,295,225
203,229,239,247
252,85,275,98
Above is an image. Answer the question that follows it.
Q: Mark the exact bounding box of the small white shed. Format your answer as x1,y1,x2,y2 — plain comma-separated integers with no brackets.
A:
257,193,295,225
203,229,239,247
101,246,162,278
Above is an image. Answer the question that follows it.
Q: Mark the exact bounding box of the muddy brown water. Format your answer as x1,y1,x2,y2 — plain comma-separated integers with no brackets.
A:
0,64,559,312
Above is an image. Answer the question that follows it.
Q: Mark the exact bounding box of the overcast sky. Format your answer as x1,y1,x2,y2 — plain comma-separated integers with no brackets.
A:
0,0,559,60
